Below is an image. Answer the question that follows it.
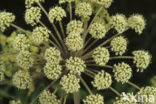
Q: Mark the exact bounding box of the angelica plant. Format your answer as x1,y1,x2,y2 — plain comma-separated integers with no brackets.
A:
0,0,154,104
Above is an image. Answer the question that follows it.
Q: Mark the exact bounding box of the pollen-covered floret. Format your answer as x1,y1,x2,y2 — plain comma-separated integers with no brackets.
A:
136,86,156,103
25,0,45,8
65,32,84,51
25,7,41,26
39,90,60,104
10,100,22,104
44,47,62,63
13,34,30,51
132,50,151,72
66,20,83,34
75,2,92,18
59,0,75,4
66,57,86,75
93,0,113,8
92,70,112,90
16,51,34,69
0,71,5,81
113,62,132,84
110,36,127,55
92,47,110,66
110,14,128,33
49,6,66,23
89,23,107,39
44,62,62,80
12,70,32,89
32,26,51,44
60,74,80,93
83,94,104,104
128,14,146,34
0,11,15,32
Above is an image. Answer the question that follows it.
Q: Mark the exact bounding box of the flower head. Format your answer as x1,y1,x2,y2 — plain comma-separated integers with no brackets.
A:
9,100,22,104
89,23,107,39
32,26,51,44
83,94,104,104
92,70,112,90
49,6,66,23
65,57,86,75
110,14,128,33
75,2,92,18
92,47,110,66
66,20,83,34
13,34,30,51
39,90,60,104
16,51,34,69
113,62,132,84
44,62,62,80
65,32,84,51
110,36,127,55
12,70,32,89
0,11,15,32
44,47,62,63
132,50,151,72
128,14,146,34
25,7,41,26
60,74,80,93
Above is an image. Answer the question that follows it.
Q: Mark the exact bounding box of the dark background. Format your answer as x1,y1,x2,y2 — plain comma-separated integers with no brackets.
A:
0,0,156,103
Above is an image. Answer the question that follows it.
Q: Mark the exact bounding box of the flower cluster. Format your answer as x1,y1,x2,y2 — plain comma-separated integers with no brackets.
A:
75,2,92,18
60,74,80,93
89,23,107,39
25,7,41,26
132,50,151,72
0,11,15,32
12,70,32,89
49,6,66,23
83,94,104,104
13,34,30,51
92,70,112,90
92,47,110,66
39,90,60,104
65,57,86,75
113,62,132,84
110,36,127,55
32,26,51,44
0,0,153,103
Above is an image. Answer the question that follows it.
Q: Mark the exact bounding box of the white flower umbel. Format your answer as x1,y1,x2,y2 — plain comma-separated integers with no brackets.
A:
65,57,86,75
0,11,15,32
12,70,32,89
132,50,151,72
83,94,104,104
25,7,41,26
60,74,80,93
92,70,112,90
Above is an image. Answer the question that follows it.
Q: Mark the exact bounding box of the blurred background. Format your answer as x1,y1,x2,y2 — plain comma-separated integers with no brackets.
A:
0,0,156,103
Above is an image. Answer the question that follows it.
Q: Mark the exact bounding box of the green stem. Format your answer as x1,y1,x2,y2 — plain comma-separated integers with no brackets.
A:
59,21,65,38
127,81,141,90
73,92,80,104
110,56,134,60
109,87,121,97
69,3,72,21
80,76,93,94
63,95,67,104
85,69,96,76
11,24,30,34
